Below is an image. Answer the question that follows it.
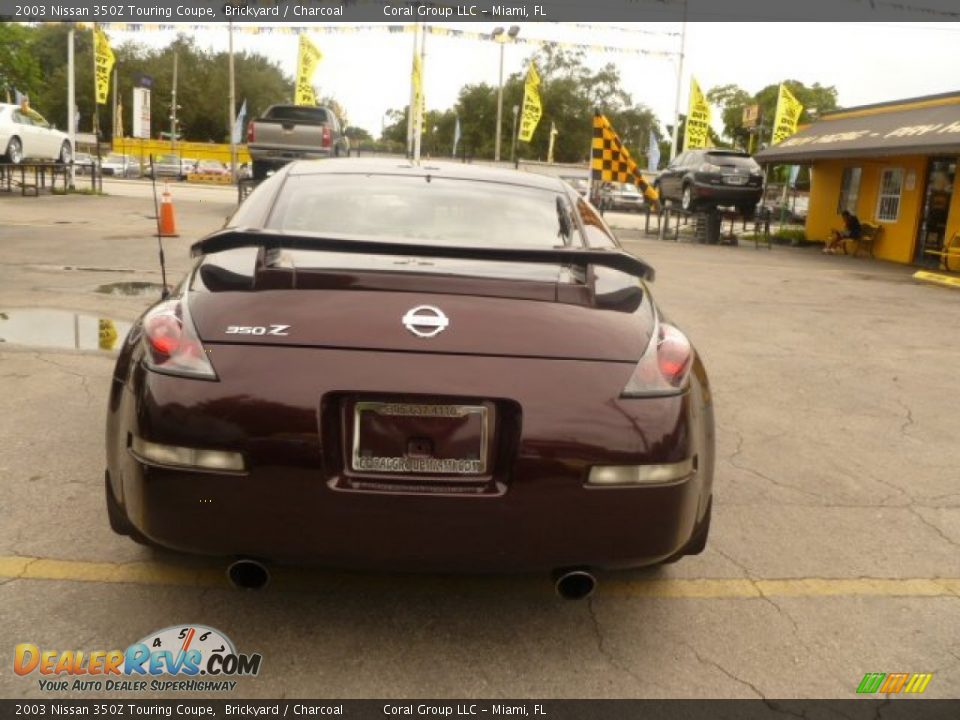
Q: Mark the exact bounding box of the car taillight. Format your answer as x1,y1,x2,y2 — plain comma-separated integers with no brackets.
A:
246,121,255,143
142,300,217,380
699,162,723,173
322,126,331,148
620,321,693,397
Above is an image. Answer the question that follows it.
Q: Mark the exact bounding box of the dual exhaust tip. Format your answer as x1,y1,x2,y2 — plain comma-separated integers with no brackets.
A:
226,559,597,600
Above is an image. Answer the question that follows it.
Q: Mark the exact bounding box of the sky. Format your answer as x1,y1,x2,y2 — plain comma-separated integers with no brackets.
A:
104,21,960,141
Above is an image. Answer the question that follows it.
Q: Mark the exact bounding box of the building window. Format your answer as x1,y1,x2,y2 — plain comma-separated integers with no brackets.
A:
876,168,904,222
838,167,861,214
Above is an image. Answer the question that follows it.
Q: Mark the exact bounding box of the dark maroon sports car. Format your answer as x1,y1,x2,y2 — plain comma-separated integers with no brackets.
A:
105,159,714,598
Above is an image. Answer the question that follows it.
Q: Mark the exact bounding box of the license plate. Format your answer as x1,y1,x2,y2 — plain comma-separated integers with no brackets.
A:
723,175,748,185
351,402,489,475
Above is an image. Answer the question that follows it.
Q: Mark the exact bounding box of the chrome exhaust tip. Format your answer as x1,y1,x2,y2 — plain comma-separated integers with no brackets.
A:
226,559,270,590
554,569,597,600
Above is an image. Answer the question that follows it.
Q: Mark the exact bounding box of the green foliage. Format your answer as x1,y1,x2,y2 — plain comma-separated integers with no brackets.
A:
9,25,293,141
706,79,840,149
0,23,43,101
383,46,661,163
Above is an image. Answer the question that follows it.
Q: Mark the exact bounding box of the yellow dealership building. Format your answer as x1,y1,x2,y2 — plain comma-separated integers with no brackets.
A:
756,92,960,267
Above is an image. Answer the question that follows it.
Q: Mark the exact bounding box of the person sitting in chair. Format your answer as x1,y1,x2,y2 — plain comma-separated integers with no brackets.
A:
825,210,862,254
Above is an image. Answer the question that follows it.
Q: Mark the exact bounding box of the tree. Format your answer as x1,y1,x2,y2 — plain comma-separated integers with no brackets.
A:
707,79,840,150
0,23,43,102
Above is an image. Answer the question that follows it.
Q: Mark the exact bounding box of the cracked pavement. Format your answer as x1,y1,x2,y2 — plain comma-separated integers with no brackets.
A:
1,190,959,699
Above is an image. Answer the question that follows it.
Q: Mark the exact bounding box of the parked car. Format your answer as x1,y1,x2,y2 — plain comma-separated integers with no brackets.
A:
247,104,350,181
146,154,190,181
654,149,763,215
105,159,715,598
101,153,141,178
192,159,230,176
602,182,646,213
73,152,99,175
0,103,72,164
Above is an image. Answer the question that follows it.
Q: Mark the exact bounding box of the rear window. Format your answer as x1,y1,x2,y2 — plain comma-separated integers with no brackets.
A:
268,174,569,249
263,106,330,124
705,151,759,169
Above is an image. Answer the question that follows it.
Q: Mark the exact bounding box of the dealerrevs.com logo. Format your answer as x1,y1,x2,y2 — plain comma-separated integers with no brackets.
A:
14,624,262,693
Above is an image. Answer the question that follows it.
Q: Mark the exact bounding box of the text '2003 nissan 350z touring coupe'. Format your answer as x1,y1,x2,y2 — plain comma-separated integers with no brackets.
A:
105,159,715,599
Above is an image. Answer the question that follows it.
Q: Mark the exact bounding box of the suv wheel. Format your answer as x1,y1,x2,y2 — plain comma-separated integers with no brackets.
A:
681,184,694,212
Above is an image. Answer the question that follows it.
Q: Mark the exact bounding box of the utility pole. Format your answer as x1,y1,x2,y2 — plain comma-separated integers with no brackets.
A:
510,104,519,165
228,21,237,180
492,26,519,163
669,1,688,160
406,23,419,159
92,24,100,139
413,26,425,163
170,51,178,152
111,67,117,142
67,28,76,189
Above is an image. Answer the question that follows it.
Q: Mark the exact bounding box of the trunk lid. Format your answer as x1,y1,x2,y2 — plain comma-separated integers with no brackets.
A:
188,250,651,363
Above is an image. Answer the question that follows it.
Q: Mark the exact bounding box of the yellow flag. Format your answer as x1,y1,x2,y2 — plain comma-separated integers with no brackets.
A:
683,77,711,151
93,27,115,105
518,63,542,143
591,114,659,205
772,83,804,145
295,35,322,106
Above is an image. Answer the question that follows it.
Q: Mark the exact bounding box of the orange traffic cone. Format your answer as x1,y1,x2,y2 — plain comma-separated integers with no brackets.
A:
158,183,179,237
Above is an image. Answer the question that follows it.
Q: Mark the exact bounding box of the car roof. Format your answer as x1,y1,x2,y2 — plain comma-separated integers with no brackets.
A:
286,158,567,192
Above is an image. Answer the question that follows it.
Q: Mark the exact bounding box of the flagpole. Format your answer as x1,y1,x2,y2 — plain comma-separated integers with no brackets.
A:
228,21,237,181
413,26,425,164
92,24,100,139
669,1,687,160
406,23,418,159
111,66,117,143
67,28,76,189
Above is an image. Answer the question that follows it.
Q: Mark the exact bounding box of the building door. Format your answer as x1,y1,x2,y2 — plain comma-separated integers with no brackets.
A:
914,157,956,266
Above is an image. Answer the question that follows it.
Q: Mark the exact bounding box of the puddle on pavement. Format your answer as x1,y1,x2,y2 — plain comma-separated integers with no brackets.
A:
95,281,165,296
0,309,132,353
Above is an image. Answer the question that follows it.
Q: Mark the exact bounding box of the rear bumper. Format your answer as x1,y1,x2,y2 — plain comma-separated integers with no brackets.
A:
249,146,333,163
691,182,762,205
107,346,712,572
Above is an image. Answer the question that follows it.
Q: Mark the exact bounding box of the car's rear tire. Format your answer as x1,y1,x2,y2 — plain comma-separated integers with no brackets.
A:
252,160,270,182
681,184,695,212
4,137,23,164
105,472,153,546
58,141,72,165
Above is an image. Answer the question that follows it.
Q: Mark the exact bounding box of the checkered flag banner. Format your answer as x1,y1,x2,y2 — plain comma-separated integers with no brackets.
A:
591,113,659,204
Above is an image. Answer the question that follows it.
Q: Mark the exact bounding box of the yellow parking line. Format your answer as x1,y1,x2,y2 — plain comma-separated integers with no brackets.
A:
1,555,958,598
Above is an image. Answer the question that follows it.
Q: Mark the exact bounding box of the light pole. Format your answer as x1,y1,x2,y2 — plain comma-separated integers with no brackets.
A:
492,25,519,163
510,104,519,165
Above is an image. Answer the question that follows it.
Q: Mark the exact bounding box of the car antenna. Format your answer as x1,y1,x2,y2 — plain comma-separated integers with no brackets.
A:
148,154,170,299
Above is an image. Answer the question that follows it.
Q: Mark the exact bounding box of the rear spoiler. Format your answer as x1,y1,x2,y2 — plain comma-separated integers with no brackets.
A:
190,229,655,282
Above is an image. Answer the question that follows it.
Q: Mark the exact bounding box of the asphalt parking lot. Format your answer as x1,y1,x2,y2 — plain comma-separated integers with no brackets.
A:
1,182,959,699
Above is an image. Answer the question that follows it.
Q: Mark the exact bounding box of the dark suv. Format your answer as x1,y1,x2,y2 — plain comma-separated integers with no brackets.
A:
655,149,763,215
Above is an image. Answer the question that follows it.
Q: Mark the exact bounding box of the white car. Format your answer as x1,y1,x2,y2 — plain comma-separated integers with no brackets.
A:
0,103,72,164
101,153,141,178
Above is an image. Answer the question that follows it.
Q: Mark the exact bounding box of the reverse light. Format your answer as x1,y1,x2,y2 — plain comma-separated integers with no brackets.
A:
620,321,693,397
588,458,695,486
699,162,723,173
142,299,217,379
131,437,245,472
